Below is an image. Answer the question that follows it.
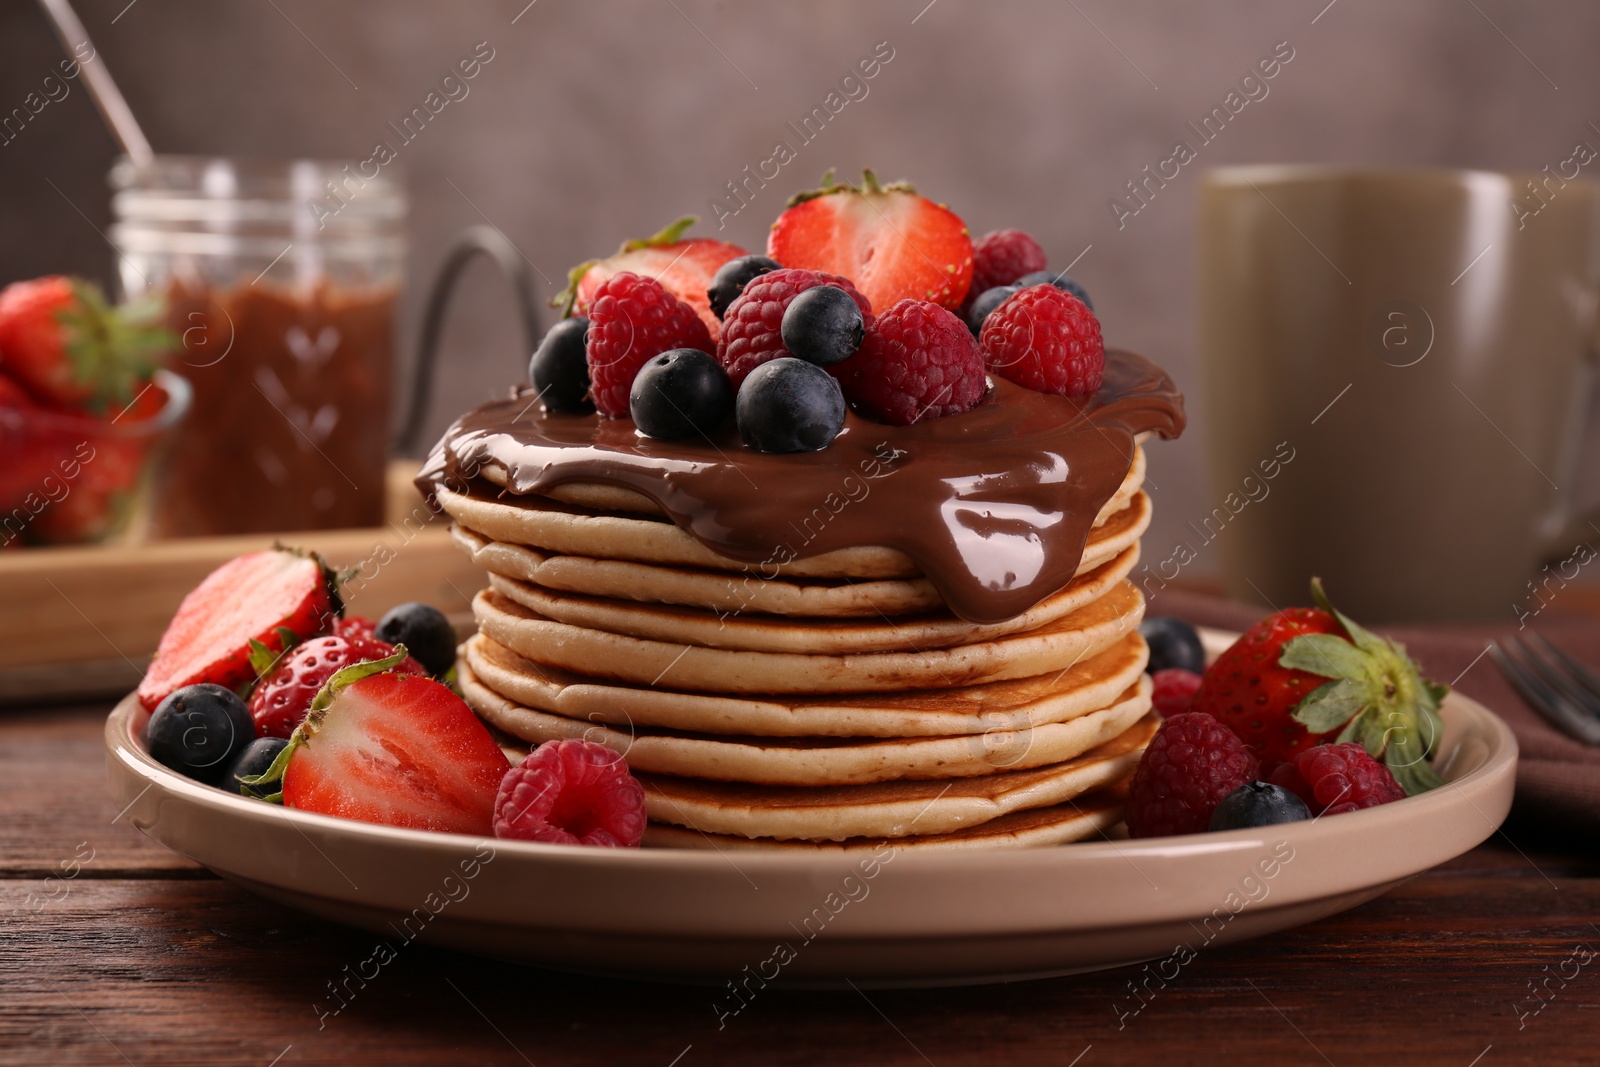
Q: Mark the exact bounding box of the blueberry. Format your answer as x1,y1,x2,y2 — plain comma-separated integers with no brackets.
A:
966,285,1019,336
780,285,864,366
376,602,457,677
529,317,592,413
1015,271,1094,310
147,684,255,783
708,255,781,319
223,737,289,796
1210,781,1312,831
1139,616,1206,674
736,357,846,454
629,348,734,440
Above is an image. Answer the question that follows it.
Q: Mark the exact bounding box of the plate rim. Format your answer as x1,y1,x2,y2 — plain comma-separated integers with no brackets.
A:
104,681,1518,876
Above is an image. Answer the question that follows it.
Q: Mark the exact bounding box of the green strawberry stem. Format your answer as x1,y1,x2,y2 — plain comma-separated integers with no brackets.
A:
59,279,177,413
1281,578,1447,796
245,626,301,681
552,215,699,318
235,646,409,801
784,168,917,208
620,215,697,253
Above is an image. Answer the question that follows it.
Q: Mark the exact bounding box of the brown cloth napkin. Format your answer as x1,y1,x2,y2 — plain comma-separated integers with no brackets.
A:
1152,589,1600,836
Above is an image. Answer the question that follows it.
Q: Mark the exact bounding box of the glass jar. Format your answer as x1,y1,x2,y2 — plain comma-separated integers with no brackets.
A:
110,156,405,537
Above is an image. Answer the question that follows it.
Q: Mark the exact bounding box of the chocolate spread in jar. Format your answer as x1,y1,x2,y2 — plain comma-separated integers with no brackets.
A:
419,349,1185,624
153,279,395,537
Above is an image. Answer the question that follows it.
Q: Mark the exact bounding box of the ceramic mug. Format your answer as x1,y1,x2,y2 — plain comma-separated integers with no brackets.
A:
1199,165,1600,622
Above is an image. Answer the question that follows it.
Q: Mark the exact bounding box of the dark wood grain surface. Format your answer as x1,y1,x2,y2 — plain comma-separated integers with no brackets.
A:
3,703,1596,1067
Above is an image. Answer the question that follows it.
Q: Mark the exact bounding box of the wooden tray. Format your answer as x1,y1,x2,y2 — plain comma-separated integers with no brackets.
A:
0,463,484,704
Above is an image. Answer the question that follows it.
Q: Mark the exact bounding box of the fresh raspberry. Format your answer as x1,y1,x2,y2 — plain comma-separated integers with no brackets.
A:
333,615,377,642
1150,668,1203,718
830,299,987,425
965,229,1047,309
979,284,1104,397
248,634,426,739
493,739,647,847
586,271,712,417
1125,712,1260,838
1269,743,1405,816
716,268,871,388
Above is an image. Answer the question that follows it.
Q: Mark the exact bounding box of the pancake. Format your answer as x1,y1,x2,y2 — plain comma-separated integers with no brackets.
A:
458,629,1148,738
641,787,1128,850
635,714,1157,841
451,524,947,617
460,652,1151,785
481,541,1139,654
433,454,1148,583
438,483,919,579
449,488,1145,623
472,579,1145,694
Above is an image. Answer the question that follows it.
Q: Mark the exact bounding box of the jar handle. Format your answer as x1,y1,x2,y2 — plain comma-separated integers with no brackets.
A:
394,225,542,456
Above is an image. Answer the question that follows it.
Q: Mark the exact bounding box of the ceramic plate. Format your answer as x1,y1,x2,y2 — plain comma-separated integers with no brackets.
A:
104,657,1516,987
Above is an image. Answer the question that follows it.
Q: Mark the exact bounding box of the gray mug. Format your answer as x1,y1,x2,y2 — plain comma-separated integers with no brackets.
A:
1198,165,1599,622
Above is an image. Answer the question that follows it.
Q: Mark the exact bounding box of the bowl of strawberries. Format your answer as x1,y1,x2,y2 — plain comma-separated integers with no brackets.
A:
0,275,187,547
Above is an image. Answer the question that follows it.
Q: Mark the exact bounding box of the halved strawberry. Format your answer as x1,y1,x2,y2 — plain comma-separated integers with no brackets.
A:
252,654,509,834
559,217,747,340
767,170,974,313
136,548,337,710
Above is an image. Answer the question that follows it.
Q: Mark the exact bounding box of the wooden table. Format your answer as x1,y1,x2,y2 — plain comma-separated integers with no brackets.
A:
3,705,1596,1065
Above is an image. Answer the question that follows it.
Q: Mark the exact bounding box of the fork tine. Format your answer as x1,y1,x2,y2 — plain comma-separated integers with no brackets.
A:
1490,640,1600,745
1522,631,1600,704
1491,640,1562,716
1509,635,1600,723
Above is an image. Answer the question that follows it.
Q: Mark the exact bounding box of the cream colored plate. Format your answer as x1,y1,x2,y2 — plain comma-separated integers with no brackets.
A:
103,683,1517,986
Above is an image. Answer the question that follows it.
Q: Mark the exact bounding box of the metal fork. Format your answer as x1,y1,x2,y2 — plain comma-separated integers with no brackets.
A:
1490,632,1600,745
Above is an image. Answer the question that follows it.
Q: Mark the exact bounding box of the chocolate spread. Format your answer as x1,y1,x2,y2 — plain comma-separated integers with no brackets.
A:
419,350,1184,623
153,279,395,537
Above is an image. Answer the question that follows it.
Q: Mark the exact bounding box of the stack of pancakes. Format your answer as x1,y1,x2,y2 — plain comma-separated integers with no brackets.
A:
441,447,1158,851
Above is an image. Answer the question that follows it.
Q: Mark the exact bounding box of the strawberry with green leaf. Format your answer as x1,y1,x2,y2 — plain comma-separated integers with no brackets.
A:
0,276,172,412
1193,579,1446,796
557,217,748,340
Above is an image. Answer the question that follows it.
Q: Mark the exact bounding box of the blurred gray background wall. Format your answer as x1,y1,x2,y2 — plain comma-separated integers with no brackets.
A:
3,0,1598,581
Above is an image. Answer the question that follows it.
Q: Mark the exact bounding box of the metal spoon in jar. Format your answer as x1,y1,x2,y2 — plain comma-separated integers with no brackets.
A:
35,0,155,167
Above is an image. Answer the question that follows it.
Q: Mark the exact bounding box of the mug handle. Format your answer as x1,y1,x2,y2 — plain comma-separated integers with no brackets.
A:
1539,297,1600,559
393,225,543,456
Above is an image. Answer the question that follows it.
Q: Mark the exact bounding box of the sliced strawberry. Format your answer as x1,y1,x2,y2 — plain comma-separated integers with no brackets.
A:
275,664,509,834
561,217,747,340
767,170,974,313
137,549,336,709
